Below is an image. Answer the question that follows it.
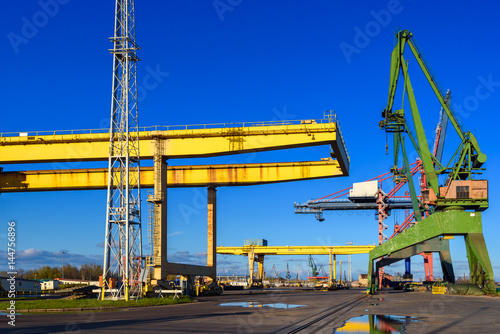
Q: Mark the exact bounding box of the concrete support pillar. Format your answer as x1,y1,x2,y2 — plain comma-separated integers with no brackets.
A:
207,186,217,280
151,147,167,284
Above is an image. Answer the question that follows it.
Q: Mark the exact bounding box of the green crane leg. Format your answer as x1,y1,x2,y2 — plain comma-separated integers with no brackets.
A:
438,249,455,283
375,237,454,284
376,237,450,268
464,233,496,292
367,258,374,295
367,210,495,294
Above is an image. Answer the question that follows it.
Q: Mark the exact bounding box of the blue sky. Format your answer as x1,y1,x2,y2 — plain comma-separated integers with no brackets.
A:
1,1,499,282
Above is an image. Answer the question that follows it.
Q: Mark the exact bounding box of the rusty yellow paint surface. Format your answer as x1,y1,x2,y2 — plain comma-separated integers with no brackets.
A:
0,122,339,162
0,160,343,192
217,245,376,256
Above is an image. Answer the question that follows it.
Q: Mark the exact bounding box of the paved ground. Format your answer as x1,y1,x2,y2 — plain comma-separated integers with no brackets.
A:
1,288,499,333
363,290,500,333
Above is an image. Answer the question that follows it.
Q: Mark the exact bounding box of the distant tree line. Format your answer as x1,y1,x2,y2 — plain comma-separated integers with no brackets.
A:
0,263,103,281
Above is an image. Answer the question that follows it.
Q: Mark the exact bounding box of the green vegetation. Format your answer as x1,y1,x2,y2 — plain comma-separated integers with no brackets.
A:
0,263,103,280
0,295,191,311
0,296,38,301
58,284,86,289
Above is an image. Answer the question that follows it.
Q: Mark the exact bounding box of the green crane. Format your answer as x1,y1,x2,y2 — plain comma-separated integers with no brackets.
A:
368,30,495,294
308,255,319,277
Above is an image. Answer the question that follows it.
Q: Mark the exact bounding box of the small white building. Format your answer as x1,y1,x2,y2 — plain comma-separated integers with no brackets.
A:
40,280,59,290
0,276,41,293
358,274,368,287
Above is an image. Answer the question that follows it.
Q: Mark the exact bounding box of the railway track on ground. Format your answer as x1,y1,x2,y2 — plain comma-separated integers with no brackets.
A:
272,293,369,334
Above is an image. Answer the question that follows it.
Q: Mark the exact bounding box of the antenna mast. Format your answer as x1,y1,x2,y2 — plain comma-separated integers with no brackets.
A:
102,0,142,301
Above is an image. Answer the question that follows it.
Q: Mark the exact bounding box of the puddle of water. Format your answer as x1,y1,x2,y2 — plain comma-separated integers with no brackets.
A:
219,302,306,309
0,312,21,315
263,303,305,309
334,314,422,333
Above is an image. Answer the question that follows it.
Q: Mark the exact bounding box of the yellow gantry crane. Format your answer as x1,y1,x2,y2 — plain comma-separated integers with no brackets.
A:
217,244,375,287
0,118,348,170
0,118,347,191
0,112,351,289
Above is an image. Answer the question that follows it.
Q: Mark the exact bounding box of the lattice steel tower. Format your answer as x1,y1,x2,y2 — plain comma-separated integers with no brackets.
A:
102,0,142,301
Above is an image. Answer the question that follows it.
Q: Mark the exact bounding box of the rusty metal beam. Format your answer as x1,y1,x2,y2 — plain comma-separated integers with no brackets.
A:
0,159,343,192
217,245,376,256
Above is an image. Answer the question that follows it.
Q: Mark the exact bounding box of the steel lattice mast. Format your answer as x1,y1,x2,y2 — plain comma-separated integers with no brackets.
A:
102,0,142,301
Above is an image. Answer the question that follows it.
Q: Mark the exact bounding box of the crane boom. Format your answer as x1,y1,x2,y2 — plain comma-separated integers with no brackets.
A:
380,30,488,211
434,90,451,163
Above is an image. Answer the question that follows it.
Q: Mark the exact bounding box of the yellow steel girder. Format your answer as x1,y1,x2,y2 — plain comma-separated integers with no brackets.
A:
216,245,376,256
0,160,342,192
0,120,348,174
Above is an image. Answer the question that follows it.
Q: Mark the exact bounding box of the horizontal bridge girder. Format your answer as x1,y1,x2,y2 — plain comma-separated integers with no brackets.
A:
376,237,451,269
217,245,376,256
369,210,484,261
0,160,343,192
0,121,348,174
295,199,414,213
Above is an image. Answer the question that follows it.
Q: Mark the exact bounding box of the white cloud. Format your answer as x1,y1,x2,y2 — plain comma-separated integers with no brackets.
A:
167,231,185,237
167,250,207,265
0,249,103,269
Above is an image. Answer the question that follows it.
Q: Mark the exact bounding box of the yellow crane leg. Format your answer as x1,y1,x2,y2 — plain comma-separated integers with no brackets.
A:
0,121,348,173
257,255,265,281
334,255,337,282
248,251,255,287
0,160,342,192
339,261,342,284
329,251,333,284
